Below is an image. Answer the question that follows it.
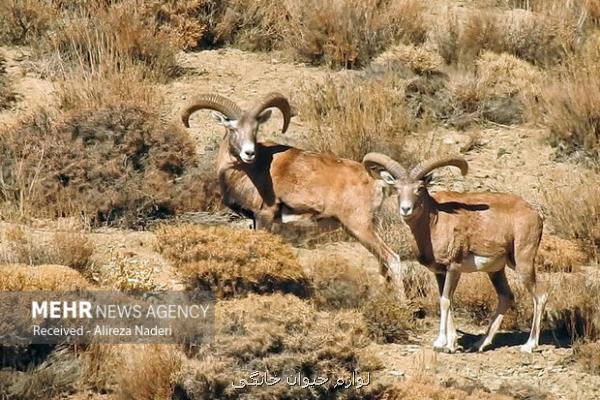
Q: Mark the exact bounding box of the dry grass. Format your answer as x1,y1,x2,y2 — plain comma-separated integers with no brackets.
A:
297,71,416,163
116,344,182,400
199,0,427,68
542,181,600,261
372,44,444,74
382,375,513,400
433,6,584,68
175,293,384,399
535,69,600,163
536,234,589,273
0,264,90,291
403,51,540,129
0,226,95,274
285,0,427,69
573,341,600,375
156,224,309,297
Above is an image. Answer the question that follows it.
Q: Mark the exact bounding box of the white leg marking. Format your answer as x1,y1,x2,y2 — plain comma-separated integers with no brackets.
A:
434,296,450,350
521,292,548,353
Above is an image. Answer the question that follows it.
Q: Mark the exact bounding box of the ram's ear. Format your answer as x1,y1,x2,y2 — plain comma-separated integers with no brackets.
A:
422,174,433,186
380,170,397,185
256,109,272,124
211,112,238,128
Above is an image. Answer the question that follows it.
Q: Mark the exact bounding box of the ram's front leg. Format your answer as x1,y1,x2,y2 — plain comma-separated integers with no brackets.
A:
434,269,461,353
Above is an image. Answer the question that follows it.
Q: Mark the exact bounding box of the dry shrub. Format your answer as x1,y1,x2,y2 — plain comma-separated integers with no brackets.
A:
372,44,444,74
79,343,122,393
0,104,216,227
362,291,414,344
79,343,182,397
382,375,512,400
116,344,182,400
542,181,600,261
305,254,372,310
156,224,309,297
536,234,588,273
535,69,600,163
90,250,161,292
0,53,17,110
285,0,427,68
0,264,90,291
0,226,95,274
197,0,427,67
298,72,416,162
198,0,288,51
433,7,584,67
2,351,80,400
476,51,543,99
573,341,600,375
0,0,58,45
175,294,383,399
405,52,542,128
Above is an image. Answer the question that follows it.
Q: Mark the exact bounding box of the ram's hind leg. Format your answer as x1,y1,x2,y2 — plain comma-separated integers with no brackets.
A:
474,269,514,352
515,217,547,353
342,216,404,300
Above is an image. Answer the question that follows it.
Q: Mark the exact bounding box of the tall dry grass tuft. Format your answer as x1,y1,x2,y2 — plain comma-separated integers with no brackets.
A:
116,344,182,400
297,72,416,163
156,224,309,297
542,181,600,261
534,69,600,164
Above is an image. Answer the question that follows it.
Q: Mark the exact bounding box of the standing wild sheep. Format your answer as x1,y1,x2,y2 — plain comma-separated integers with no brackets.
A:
181,93,405,297
363,153,547,353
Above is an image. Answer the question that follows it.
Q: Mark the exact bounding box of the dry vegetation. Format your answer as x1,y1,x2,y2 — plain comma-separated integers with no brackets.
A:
0,0,600,399
0,264,89,291
156,224,309,297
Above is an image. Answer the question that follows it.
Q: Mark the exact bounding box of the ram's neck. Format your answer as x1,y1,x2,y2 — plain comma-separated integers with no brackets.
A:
405,194,438,267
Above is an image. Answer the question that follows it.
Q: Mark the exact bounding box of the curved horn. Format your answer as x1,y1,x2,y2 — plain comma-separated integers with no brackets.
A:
362,152,408,181
249,92,292,133
410,156,469,181
181,94,243,128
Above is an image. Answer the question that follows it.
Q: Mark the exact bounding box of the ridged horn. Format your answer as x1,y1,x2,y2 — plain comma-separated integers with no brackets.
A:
181,94,243,128
249,92,292,133
362,153,408,181
410,156,469,181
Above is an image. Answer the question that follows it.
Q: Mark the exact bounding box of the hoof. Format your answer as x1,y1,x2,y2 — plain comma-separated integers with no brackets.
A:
520,343,536,353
